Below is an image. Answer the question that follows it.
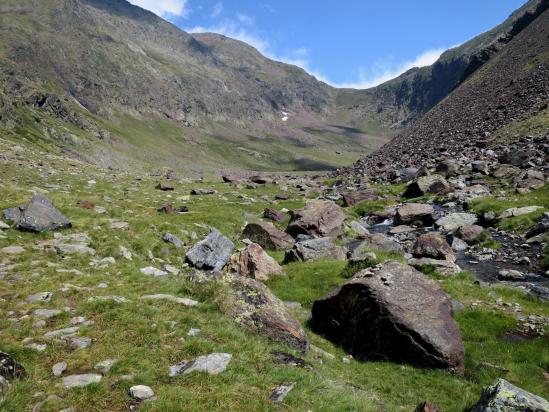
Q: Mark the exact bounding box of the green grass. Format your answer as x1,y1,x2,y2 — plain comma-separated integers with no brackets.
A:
469,185,548,234
0,138,548,412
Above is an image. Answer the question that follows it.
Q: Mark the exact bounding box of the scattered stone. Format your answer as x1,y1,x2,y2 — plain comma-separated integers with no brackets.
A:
186,228,234,271
341,190,378,207
0,246,25,255
25,343,47,352
269,383,295,402
272,352,312,369
34,309,62,319
312,261,464,372
435,159,459,177
451,236,469,252
499,206,543,219
140,294,198,306
284,237,346,263
26,292,53,303
130,385,155,401
4,195,71,233
471,160,488,174
44,326,79,338
286,201,345,238
140,266,169,277
242,222,294,250
224,276,309,353
52,362,67,377
53,233,95,256
470,378,549,411
404,175,453,197
394,203,435,226
229,242,284,282
119,245,133,261
155,182,174,191
263,208,285,222
190,188,216,195
169,353,232,377
498,269,525,281
457,225,485,244
408,258,462,276
435,213,477,232
222,174,240,183
70,337,92,350
526,212,549,238
352,233,403,254
412,233,455,262
94,359,118,374
88,295,128,304
62,374,102,388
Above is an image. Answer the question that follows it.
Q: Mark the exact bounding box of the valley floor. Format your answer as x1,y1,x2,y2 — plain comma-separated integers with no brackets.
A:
0,138,547,411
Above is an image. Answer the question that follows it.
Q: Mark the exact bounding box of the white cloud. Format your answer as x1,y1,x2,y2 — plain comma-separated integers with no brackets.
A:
211,2,223,18
334,48,446,89
236,13,255,25
127,0,189,18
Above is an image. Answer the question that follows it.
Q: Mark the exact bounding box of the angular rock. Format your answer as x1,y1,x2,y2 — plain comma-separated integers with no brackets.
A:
4,195,71,233
26,292,53,303
284,237,346,263
286,201,345,238
471,160,488,175
62,374,102,388
263,208,285,222
169,353,232,377
499,206,543,219
94,359,118,374
229,243,284,282
457,225,485,244
435,213,477,232
130,385,155,401
140,294,198,306
0,246,25,255
526,212,549,238
155,182,174,191
435,160,459,177
190,188,216,195
404,175,453,198
352,233,404,254
270,383,295,402
0,352,26,381
242,222,294,250
498,150,530,167
52,361,67,377
162,232,184,248
223,276,309,353
140,266,169,277
53,233,95,256
412,233,455,262
222,174,240,183
186,228,234,271
311,261,464,371
70,337,92,350
34,309,62,319
394,203,435,226
341,190,378,207
470,378,549,412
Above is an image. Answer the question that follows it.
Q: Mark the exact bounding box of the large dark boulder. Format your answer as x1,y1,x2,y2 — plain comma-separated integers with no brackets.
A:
470,378,549,411
341,190,378,207
311,261,464,372
404,176,453,198
4,195,71,233
223,276,309,353
394,203,435,226
412,233,456,262
241,222,294,250
186,228,234,271
286,201,345,238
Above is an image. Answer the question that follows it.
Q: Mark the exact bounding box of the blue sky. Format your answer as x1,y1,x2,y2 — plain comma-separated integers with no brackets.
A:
128,0,527,88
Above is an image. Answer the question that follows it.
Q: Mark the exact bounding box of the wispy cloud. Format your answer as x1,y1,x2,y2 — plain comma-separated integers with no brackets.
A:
333,48,446,89
128,0,189,18
211,2,223,19
236,13,255,25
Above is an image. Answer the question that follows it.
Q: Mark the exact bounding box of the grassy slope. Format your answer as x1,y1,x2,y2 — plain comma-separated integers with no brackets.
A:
0,138,548,411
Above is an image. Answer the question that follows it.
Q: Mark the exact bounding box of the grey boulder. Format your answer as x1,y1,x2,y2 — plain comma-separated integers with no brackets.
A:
284,237,346,263
470,378,549,412
4,195,71,233
186,228,234,271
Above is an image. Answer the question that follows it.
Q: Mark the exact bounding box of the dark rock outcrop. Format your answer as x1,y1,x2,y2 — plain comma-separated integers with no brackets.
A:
311,261,464,372
241,222,295,250
4,195,71,233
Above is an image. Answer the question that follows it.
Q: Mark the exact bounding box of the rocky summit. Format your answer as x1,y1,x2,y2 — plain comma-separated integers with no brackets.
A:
0,1,547,411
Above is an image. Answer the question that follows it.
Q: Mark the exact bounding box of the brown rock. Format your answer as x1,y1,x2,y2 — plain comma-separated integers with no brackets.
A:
394,203,435,226
242,222,295,250
435,159,459,177
404,175,453,198
223,276,309,353
341,190,378,207
311,261,464,372
263,208,285,222
457,225,485,244
415,401,440,412
229,243,284,282
222,174,240,183
412,233,455,262
155,182,174,191
157,203,174,214
287,201,345,238
275,194,290,201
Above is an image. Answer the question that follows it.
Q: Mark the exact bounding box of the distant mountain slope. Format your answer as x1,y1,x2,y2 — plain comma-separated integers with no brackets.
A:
335,0,547,129
348,2,549,178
